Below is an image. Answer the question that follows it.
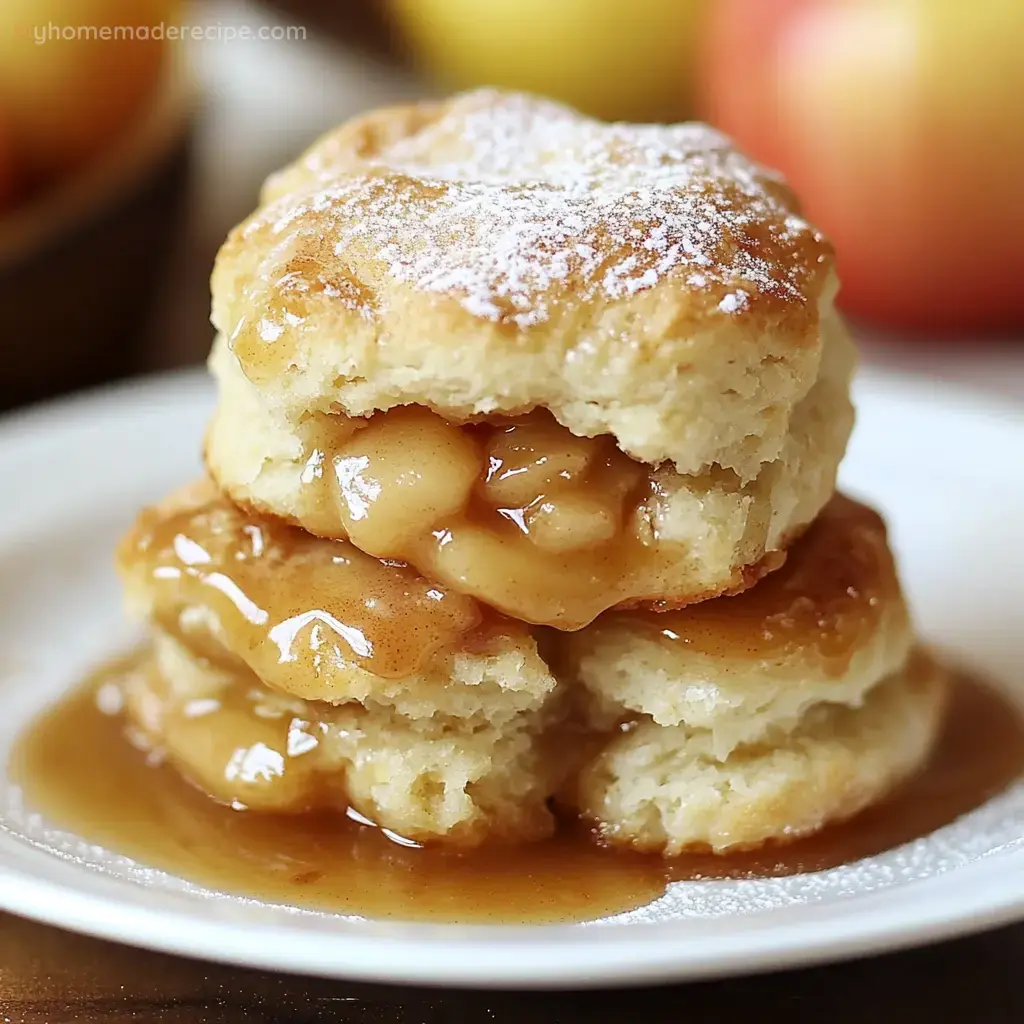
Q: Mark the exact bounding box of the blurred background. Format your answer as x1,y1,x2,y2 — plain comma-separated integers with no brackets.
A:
0,0,1021,411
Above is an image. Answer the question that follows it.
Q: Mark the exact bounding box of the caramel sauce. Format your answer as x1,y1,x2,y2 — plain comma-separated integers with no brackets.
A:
293,404,724,630
613,496,903,670
118,481,519,703
121,639,558,842
13,657,1024,924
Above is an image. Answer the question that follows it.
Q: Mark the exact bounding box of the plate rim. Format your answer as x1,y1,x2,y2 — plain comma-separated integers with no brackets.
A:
0,849,1021,988
1,365,1023,988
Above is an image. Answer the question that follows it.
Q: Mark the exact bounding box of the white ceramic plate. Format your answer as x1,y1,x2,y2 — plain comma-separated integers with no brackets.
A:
1,367,1023,989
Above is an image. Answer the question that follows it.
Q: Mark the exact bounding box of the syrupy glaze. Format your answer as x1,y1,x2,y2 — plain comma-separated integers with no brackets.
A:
124,639,559,843
287,403,758,630
602,495,904,672
117,480,521,701
12,656,1024,924
124,647,339,815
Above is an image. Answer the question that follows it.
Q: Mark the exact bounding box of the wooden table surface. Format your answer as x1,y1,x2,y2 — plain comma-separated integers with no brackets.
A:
1,910,1023,1022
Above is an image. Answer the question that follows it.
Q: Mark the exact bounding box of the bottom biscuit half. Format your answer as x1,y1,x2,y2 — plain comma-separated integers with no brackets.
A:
565,648,949,855
123,631,566,846
124,632,947,855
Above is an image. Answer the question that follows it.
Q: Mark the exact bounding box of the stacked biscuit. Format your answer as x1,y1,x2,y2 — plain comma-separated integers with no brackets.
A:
117,91,948,854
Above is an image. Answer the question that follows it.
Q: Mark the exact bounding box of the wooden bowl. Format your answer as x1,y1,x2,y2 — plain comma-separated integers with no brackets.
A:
0,55,194,411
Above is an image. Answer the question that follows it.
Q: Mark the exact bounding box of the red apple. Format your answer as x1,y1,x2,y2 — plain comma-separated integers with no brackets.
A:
701,0,1024,332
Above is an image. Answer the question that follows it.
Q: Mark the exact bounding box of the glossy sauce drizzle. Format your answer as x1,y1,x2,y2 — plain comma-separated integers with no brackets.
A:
118,481,518,704
12,657,1024,924
599,495,904,670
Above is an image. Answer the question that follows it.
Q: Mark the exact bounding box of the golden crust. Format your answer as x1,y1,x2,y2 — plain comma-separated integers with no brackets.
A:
210,89,837,477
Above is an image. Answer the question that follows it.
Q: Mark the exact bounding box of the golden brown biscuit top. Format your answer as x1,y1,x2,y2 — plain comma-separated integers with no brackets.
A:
218,89,832,335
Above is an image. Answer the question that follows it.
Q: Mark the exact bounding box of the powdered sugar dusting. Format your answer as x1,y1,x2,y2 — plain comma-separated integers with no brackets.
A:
245,90,828,329
718,290,749,314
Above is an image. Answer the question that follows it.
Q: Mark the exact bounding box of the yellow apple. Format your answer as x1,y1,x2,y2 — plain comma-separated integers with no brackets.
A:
0,0,178,184
389,0,707,123
701,0,1024,331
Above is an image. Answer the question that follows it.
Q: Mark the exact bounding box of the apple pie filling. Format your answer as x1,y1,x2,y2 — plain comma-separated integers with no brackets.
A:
286,405,775,629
